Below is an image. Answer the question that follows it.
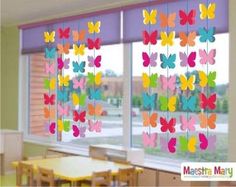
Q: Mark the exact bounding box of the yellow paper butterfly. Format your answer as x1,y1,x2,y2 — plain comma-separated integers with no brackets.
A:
44,78,56,90
44,31,55,43
143,9,157,25
199,3,216,20
88,21,101,34
71,92,86,106
73,44,85,56
180,74,195,91
58,75,70,87
160,31,175,46
142,73,158,88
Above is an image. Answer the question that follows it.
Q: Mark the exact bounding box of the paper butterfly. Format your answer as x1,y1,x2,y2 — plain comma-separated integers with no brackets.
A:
160,12,176,28
44,107,55,119
199,133,216,151
159,96,176,112
88,120,102,132
57,57,70,70
87,38,101,50
57,119,70,132
45,62,55,74
199,3,216,20
73,110,86,123
198,27,215,43
44,78,56,90
142,112,158,127
142,132,157,148
198,71,216,88
160,75,176,91
57,43,70,55
160,31,175,46
88,88,101,100
181,96,197,112
88,21,101,34
43,93,55,105
179,51,196,67
199,49,216,65
58,27,70,39
199,93,216,110
71,92,86,106
88,103,103,116
87,72,102,86
72,77,85,90
179,9,196,25
179,136,197,153
142,9,157,25
180,74,195,91
180,115,196,132
142,73,158,88
73,44,85,56
58,75,70,87
160,137,176,153
88,55,102,68
179,31,196,47
72,30,86,42
142,30,157,45
44,31,55,43
57,90,68,102
142,92,157,110
45,47,56,59
142,52,157,67
160,117,176,133
48,122,56,134
199,113,217,129
58,104,70,117
72,125,86,138
72,61,86,73
160,54,176,69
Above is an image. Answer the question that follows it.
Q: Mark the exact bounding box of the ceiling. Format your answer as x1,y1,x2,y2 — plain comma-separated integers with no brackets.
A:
1,0,148,27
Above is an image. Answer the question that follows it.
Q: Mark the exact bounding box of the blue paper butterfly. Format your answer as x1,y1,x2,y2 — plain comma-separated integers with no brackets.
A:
142,92,157,110
181,95,197,112
57,90,69,102
198,27,215,43
88,88,101,100
160,54,176,69
45,47,56,59
72,61,86,73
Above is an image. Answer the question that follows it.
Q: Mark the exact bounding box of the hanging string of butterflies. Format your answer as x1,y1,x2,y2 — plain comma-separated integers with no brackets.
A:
43,20,103,138
141,2,217,153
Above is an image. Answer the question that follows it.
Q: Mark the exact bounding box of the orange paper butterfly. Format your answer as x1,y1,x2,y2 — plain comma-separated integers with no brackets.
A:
199,113,217,129
72,30,86,42
44,107,55,119
179,31,196,47
142,112,158,127
88,104,103,116
57,43,70,55
160,12,176,28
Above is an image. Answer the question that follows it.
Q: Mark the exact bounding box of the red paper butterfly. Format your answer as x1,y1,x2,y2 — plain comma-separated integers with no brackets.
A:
160,117,176,133
73,110,86,123
199,93,216,110
142,30,158,45
179,9,196,25
87,38,101,50
58,27,70,39
43,93,55,105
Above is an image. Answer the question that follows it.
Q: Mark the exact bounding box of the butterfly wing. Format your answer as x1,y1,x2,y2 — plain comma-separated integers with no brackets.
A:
179,52,188,67
187,52,196,67
142,73,150,88
199,133,208,150
95,72,102,86
168,96,176,112
160,117,168,132
208,113,217,129
142,52,150,67
149,52,157,67
159,96,168,111
72,92,80,106
179,136,188,152
72,125,80,137
168,138,176,153
149,73,158,87
188,136,197,153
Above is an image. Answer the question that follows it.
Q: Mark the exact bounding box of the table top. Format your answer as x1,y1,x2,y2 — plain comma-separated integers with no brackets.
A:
12,156,142,181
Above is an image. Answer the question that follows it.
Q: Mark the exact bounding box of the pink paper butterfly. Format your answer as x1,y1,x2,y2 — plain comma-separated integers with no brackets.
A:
199,49,216,65
142,132,157,148
72,77,85,90
72,125,86,137
58,104,69,117
180,115,196,132
199,133,216,151
46,122,56,134
45,62,55,74
160,75,176,91
87,55,102,68
88,120,102,133
160,137,176,153
142,52,157,67
179,51,196,67
57,57,70,70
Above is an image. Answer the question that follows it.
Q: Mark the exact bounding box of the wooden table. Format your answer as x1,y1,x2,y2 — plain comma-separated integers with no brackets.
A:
12,156,143,187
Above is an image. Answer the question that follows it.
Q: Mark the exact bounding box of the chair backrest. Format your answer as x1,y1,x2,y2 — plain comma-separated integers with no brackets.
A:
91,170,112,187
118,167,136,186
16,162,34,187
37,167,55,187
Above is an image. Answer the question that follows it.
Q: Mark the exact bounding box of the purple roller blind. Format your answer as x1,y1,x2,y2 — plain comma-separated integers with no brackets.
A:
21,12,120,54
123,0,229,43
